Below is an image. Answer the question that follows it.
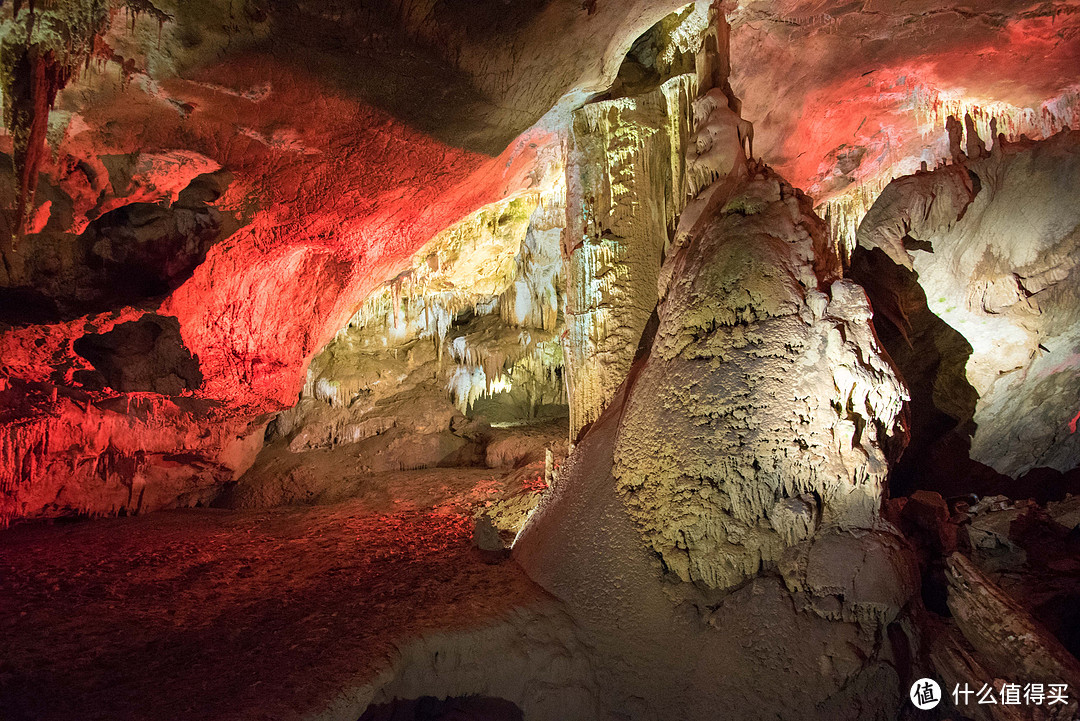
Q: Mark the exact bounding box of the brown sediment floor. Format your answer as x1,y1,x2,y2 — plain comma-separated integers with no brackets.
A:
0,468,546,721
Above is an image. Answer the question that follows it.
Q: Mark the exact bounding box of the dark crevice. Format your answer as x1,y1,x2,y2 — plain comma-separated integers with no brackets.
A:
73,314,203,395
0,170,234,326
849,245,981,498
358,695,524,721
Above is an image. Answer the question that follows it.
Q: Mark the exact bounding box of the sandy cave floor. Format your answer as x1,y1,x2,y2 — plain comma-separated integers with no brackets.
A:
0,468,549,721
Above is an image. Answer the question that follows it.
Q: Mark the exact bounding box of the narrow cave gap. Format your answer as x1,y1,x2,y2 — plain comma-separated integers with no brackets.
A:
0,170,234,326
73,314,203,395
358,695,525,721
599,2,706,103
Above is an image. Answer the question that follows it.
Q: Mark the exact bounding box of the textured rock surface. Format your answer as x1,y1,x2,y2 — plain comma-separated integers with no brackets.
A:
852,130,1080,491
0,384,265,522
1,0,694,524
514,69,916,717
932,552,1080,720
515,359,915,720
563,71,698,438
725,0,1080,248
614,162,906,590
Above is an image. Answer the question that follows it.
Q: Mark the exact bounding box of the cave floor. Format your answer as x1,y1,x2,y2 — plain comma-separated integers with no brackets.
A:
0,469,547,721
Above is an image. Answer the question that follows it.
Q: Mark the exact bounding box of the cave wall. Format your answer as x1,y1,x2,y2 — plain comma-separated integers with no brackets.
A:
0,386,265,522
0,0,697,524
852,128,1080,495
725,1,1080,251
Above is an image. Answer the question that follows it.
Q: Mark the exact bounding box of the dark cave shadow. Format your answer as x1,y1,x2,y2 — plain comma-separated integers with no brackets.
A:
72,314,203,395
359,695,525,721
850,246,984,498
852,246,1080,502
249,0,560,156
0,172,232,328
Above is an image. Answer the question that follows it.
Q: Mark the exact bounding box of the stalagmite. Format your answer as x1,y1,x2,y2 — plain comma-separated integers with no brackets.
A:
948,115,966,161
515,8,917,717
609,161,908,588
965,113,987,160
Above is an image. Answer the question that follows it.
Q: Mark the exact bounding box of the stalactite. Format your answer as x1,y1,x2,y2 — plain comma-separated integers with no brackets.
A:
822,83,1080,255
816,83,1080,255
817,172,896,263
911,84,1080,145
1,382,265,526
4,48,71,239
1,0,111,242
445,336,564,414
310,181,568,420
564,72,699,437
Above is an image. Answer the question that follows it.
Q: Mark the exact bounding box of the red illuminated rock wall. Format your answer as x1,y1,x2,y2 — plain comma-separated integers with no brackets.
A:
0,0,688,524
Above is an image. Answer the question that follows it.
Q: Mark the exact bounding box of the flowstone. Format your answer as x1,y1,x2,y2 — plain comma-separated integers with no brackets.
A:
515,42,917,717
614,168,907,590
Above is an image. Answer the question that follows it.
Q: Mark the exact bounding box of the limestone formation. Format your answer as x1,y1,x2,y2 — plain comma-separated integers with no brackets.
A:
613,166,907,590
1,2,1079,721
220,185,571,509
563,73,698,437
0,383,264,523
852,129,1080,488
515,55,916,718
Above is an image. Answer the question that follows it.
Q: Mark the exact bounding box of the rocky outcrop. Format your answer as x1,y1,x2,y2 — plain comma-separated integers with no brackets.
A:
0,381,264,524
0,167,234,324
926,551,1080,721
563,73,698,437
514,44,916,716
851,130,1080,492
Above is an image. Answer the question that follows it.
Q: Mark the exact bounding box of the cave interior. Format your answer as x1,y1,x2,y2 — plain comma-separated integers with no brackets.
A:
2,1,1080,720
